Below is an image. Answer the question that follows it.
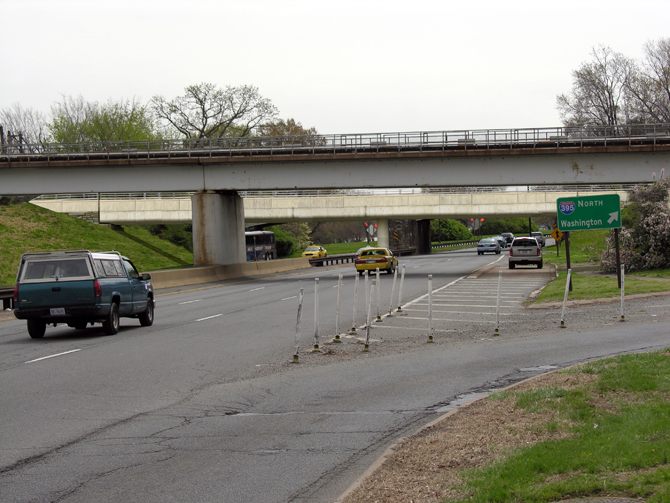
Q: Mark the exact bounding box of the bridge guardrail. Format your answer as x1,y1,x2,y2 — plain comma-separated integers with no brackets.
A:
432,240,479,249
2,123,669,161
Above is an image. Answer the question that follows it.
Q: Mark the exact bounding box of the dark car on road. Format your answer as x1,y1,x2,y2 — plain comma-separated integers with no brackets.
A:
501,232,514,245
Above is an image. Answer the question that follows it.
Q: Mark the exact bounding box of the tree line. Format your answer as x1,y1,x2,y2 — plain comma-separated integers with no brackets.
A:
0,83,317,148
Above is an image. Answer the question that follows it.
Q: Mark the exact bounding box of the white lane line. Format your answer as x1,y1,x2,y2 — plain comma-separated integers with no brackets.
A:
196,314,223,322
249,287,266,292
282,296,298,301
26,349,81,364
179,299,202,305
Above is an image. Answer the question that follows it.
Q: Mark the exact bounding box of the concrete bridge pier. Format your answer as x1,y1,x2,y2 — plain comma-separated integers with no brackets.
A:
377,219,389,248
192,191,245,266
416,219,431,255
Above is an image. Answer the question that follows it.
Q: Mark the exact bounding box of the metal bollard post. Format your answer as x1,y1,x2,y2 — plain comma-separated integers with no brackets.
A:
494,271,501,336
292,288,304,363
375,268,382,322
350,273,359,334
313,278,320,351
364,270,370,328
364,280,375,351
427,274,434,343
620,264,626,322
388,266,398,316
334,274,343,342
560,269,572,328
397,264,406,312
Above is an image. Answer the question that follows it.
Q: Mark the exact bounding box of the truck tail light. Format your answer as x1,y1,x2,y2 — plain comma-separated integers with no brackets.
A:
13,285,18,303
94,280,102,298
537,248,541,256
509,249,513,256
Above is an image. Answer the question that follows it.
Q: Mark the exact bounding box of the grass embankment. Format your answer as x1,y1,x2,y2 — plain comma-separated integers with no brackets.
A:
447,350,670,502
0,203,193,287
536,229,670,303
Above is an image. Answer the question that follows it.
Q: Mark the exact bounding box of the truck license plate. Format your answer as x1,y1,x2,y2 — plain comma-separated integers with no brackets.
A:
50,308,66,316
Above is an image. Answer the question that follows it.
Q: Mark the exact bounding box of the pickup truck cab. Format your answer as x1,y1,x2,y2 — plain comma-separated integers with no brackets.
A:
13,250,154,338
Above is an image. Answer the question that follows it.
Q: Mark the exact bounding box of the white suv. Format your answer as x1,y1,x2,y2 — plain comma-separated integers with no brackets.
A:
509,237,543,269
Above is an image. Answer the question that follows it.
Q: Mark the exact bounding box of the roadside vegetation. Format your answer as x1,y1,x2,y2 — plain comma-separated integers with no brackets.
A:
446,350,670,502
0,203,193,287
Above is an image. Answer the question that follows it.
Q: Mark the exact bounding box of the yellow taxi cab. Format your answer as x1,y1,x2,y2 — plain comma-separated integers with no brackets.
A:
354,247,398,275
302,245,328,258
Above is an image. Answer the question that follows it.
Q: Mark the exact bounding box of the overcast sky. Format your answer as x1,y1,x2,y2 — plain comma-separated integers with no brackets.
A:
1,0,669,135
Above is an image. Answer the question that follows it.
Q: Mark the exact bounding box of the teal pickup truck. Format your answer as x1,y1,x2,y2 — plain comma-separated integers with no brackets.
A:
13,250,154,339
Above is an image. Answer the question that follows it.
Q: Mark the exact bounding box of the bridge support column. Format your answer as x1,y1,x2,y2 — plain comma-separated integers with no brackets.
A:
416,219,431,255
377,219,389,249
192,190,245,266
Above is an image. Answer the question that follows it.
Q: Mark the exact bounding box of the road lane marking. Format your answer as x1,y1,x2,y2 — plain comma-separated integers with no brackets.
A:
196,314,223,322
26,349,81,364
282,296,298,301
179,299,202,305
249,287,266,292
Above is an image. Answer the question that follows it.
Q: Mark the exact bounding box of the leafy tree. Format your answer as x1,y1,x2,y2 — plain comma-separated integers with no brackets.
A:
480,218,538,236
601,179,670,271
151,83,278,139
266,226,298,257
49,96,160,143
257,118,317,137
430,219,472,242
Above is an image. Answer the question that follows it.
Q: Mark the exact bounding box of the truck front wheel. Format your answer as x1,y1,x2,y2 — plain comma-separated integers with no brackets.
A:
27,319,46,339
103,303,120,335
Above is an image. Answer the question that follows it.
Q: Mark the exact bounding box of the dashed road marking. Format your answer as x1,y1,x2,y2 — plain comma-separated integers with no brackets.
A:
26,349,81,364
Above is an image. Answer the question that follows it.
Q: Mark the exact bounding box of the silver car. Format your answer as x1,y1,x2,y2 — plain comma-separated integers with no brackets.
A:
477,238,501,255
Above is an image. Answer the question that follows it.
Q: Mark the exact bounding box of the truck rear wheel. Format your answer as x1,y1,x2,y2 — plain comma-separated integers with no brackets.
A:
27,319,46,339
103,302,120,335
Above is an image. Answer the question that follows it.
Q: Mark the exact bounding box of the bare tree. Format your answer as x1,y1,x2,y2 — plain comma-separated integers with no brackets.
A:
628,38,670,124
0,103,50,147
151,83,278,140
556,46,636,130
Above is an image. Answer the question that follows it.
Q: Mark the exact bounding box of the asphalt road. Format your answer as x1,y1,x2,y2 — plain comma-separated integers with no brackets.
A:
1,247,667,503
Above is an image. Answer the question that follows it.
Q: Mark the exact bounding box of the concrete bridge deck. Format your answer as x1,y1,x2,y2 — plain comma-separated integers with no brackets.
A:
31,188,631,224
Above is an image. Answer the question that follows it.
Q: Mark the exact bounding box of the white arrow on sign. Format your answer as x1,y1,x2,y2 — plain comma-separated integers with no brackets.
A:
607,211,619,224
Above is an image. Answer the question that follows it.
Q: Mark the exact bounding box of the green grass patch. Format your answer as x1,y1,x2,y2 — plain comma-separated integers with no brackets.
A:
535,271,670,303
447,350,670,503
0,203,193,287
542,229,609,267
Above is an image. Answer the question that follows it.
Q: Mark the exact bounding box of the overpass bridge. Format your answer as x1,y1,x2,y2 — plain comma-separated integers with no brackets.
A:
31,186,633,225
3,124,669,265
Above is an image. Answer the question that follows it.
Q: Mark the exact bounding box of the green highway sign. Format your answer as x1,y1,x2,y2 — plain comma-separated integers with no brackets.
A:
557,194,621,232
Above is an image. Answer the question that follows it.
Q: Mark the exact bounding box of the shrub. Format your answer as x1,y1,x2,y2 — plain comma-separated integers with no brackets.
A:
601,180,670,272
430,219,472,242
